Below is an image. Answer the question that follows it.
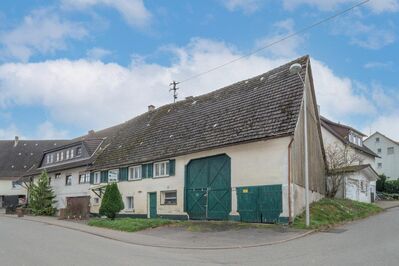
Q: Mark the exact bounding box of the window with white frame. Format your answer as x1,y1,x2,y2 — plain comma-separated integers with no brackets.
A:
55,173,61,179
93,172,101,184
56,153,60,162
161,191,177,205
65,175,72,186
71,149,74,158
129,166,142,180
126,196,134,210
66,150,70,160
60,151,64,161
79,173,90,184
108,169,119,182
46,155,50,164
76,146,82,157
388,147,394,155
50,154,54,163
12,181,22,189
154,161,169,177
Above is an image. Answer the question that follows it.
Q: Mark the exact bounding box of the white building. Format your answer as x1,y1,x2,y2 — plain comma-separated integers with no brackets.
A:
321,116,379,203
89,56,327,223
364,132,399,180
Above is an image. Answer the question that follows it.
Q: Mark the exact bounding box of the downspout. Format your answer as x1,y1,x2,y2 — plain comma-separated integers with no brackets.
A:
288,138,294,224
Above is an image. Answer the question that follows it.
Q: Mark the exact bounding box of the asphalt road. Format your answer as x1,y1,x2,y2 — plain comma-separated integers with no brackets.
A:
1,208,398,266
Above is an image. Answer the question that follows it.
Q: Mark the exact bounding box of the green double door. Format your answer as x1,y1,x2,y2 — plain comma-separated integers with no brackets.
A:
185,154,231,220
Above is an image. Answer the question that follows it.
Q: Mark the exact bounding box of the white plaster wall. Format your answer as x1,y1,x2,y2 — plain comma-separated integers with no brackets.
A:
365,133,399,180
321,127,375,166
292,183,324,217
37,167,91,209
0,180,27,196
344,173,371,203
91,137,292,218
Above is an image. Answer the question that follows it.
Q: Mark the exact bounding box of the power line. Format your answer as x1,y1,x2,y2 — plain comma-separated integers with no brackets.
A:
178,0,370,84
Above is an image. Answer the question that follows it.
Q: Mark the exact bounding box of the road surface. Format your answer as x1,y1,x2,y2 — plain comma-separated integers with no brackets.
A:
0,208,398,266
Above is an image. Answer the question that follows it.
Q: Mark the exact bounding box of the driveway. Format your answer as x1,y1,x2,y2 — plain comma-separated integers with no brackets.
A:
1,208,399,266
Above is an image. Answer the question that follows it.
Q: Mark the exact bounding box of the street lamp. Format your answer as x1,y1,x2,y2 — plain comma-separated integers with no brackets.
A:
289,63,310,227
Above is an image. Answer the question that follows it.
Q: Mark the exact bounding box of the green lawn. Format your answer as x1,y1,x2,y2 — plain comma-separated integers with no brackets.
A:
293,198,383,229
88,218,174,232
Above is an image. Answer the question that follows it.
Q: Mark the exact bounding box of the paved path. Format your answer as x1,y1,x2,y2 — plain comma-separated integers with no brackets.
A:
2,215,309,249
1,208,399,265
376,200,399,210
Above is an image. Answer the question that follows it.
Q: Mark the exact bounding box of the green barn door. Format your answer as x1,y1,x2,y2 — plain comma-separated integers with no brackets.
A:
148,192,157,218
185,154,231,220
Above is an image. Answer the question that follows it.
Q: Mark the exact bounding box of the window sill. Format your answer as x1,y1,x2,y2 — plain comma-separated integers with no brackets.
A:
128,178,142,182
153,175,170,179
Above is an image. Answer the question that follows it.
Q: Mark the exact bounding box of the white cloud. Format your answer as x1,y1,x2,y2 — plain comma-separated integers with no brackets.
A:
0,9,87,62
36,121,69,139
363,61,392,69
255,19,304,57
62,0,152,28
86,47,112,60
0,38,378,136
369,113,399,140
221,0,263,13
0,124,20,140
283,0,399,13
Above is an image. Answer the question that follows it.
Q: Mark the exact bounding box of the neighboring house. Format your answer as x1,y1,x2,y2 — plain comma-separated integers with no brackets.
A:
21,126,121,215
321,116,379,203
0,137,68,209
364,132,399,180
89,55,326,223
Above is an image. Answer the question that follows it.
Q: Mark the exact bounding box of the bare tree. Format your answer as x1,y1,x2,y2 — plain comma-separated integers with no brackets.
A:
325,144,361,198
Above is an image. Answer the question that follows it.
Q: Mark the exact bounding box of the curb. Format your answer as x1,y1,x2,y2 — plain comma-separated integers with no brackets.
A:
1,215,314,250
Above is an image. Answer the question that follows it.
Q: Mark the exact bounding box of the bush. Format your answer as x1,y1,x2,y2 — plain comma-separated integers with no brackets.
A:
28,171,57,216
384,180,399,194
376,174,387,192
99,183,124,219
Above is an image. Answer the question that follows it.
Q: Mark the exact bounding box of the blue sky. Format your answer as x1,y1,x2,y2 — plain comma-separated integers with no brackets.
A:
0,0,398,140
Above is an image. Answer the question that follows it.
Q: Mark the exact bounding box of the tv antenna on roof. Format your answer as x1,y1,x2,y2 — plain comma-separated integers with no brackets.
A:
169,81,179,103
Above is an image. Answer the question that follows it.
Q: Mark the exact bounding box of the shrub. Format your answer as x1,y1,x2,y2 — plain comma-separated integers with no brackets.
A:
376,174,387,192
99,183,124,219
384,180,399,194
28,171,57,216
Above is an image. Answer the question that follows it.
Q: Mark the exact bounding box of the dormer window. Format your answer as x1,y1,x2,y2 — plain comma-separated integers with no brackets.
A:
349,132,362,146
76,147,82,157
71,149,74,158
60,151,64,161
56,153,60,162
46,155,50,164
66,150,70,160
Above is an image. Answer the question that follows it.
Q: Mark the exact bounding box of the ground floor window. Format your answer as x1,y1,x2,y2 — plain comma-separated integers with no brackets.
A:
79,173,90,184
93,197,100,205
12,181,22,189
126,196,134,210
161,190,177,205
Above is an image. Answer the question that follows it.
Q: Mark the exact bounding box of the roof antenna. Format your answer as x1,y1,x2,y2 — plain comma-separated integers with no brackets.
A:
169,81,179,103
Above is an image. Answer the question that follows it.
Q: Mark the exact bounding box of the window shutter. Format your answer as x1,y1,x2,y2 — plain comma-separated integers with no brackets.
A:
169,159,175,176
119,167,128,181
142,164,148,178
148,163,153,178
101,170,108,183
90,172,94,184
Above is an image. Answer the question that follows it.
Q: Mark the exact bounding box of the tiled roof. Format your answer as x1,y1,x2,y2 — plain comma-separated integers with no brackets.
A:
320,116,379,158
92,55,310,170
0,139,70,180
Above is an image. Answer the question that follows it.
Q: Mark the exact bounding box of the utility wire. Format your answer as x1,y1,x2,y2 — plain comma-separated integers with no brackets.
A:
178,0,370,84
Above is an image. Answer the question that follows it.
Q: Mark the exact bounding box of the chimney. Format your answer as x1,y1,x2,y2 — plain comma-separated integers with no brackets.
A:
88,130,95,136
14,136,19,147
148,105,155,112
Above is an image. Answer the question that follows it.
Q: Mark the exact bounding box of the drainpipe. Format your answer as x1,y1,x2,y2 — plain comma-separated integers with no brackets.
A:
288,138,294,224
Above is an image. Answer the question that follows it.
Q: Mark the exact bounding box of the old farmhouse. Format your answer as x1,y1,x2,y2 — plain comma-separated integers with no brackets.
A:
88,55,326,223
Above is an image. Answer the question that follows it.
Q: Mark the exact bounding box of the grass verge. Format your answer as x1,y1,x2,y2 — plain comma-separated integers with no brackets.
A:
293,198,383,229
172,221,275,232
88,218,174,232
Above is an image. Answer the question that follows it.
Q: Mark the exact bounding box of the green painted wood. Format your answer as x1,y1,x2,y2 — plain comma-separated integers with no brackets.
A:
100,170,108,183
142,164,148,178
236,185,282,223
149,192,157,218
169,159,176,176
147,163,153,178
90,172,94,184
119,167,128,181
185,154,231,220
